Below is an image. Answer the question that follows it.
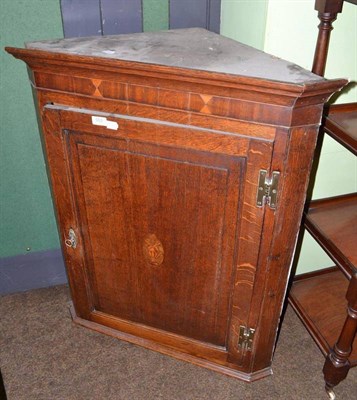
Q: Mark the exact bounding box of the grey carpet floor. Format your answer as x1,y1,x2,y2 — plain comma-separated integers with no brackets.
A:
0,285,356,400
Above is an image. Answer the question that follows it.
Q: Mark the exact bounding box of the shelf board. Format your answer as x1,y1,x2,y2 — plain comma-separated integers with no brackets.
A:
324,102,357,155
304,193,357,279
289,267,357,366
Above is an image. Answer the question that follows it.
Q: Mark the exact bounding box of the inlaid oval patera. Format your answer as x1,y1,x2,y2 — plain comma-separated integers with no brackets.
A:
143,234,164,267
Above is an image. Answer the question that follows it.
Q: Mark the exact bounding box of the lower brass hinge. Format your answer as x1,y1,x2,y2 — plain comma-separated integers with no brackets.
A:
238,325,255,352
256,170,280,209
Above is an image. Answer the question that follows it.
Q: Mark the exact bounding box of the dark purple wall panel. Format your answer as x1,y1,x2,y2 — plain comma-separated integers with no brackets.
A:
60,0,221,38
61,0,102,38
168,0,220,32
208,0,221,33
169,0,208,30
101,0,143,35
0,249,67,295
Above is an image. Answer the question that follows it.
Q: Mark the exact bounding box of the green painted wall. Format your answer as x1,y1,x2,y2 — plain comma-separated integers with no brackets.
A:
221,0,268,49
143,0,169,31
0,0,64,257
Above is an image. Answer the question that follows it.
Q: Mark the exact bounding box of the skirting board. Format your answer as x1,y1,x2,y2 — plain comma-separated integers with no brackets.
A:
0,249,67,295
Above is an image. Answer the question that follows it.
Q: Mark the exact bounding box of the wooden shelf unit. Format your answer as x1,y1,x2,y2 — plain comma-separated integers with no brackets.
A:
289,103,357,393
289,188,357,360
288,1,357,394
304,193,357,280
324,103,357,156
289,267,357,367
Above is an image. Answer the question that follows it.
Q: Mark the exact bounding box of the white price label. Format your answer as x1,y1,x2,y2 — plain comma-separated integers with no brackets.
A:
91,116,119,130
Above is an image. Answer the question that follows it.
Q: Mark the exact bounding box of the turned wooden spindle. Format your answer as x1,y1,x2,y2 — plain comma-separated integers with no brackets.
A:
323,275,357,394
312,0,344,76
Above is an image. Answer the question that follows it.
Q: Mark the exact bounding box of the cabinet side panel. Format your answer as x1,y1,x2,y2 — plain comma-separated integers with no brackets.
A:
251,125,320,372
243,129,289,372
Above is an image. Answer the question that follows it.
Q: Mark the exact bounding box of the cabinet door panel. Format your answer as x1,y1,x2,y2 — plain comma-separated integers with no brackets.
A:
42,106,274,353
67,131,242,346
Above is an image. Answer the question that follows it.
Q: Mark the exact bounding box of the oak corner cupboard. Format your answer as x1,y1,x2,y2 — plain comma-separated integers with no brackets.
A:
5,28,346,382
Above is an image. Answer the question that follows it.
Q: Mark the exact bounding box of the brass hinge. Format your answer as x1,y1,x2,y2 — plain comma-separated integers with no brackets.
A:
238,325,255,352
256,170,280,209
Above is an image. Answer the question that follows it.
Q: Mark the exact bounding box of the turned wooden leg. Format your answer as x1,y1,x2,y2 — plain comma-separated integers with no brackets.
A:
312,0,344,76
323,275,357,396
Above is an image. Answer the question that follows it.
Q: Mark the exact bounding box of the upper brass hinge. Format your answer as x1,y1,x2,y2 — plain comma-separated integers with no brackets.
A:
256,170,280,209
238,325,255,352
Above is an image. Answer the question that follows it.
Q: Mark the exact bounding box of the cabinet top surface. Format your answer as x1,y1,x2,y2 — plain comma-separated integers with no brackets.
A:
25,28,324,85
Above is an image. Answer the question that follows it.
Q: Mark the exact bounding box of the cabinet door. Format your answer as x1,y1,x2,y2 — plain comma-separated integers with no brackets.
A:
42,105,274,363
